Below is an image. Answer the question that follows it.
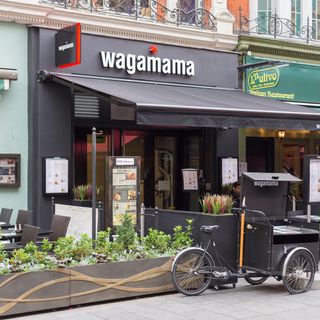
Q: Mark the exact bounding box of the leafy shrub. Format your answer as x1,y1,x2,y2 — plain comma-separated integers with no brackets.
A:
0,218,194,274
171,219,193,250
115,214,138,251
143,229,171,255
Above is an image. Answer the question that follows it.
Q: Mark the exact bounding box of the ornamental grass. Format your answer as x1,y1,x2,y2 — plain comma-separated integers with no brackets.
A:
199,194,233,215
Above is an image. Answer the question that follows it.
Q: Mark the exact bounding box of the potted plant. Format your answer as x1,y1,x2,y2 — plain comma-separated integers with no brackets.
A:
199,193,233,215
72,184,100,207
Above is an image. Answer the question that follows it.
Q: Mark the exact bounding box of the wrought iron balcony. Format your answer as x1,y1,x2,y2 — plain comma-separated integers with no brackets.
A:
40,0,217,31
238,7,315,44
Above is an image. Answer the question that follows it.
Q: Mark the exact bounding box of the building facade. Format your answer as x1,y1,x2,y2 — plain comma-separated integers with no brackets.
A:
0,22,28,220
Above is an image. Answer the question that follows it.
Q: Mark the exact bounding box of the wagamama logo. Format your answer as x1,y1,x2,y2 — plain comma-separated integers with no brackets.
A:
100,51,195,76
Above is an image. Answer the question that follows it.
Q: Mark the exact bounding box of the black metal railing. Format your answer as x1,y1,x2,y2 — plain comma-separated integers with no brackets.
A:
40,0,217,31
238,7,315,44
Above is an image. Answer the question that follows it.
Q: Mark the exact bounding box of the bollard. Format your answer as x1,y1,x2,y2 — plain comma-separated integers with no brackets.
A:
51,196,55,215
155,206,159,230
140,203,145,237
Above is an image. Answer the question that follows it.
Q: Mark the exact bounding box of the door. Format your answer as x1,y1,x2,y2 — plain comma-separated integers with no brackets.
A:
154,136,176,209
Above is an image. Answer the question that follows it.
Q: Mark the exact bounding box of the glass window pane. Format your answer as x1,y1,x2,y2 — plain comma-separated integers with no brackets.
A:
296,13,301,30
258,0,267,11
296,0,301,12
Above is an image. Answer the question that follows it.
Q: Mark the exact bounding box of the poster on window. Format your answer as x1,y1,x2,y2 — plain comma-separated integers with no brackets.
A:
44,158,69,194
106,157,141,227
0,154,20,187
309,158,320,203
182,169,198,191
221,158,238,186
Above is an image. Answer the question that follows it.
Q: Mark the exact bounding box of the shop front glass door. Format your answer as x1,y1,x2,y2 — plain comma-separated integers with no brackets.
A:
154,136,176,209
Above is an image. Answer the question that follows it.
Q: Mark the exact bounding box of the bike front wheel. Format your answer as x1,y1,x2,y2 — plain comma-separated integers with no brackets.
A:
172,248,214,296
282,248,315,294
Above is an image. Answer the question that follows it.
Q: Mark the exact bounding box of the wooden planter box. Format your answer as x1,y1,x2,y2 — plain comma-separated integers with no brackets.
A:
0,256,174,318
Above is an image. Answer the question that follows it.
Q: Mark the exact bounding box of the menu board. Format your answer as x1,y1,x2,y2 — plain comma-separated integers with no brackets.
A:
182,169,198,191
0,155,20,187
309,158,320,203
221,158,238,186
45,158,69,194
107,156,140,227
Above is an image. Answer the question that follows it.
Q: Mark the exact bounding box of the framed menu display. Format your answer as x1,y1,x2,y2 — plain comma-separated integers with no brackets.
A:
303,155,320,204
0,154,20,188
182,168,198,191
106,156,141,227
220,157,238,186
43,157,69,195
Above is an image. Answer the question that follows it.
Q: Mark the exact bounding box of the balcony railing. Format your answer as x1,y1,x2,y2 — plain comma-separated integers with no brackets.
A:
40,0,217,31
238,7,315,44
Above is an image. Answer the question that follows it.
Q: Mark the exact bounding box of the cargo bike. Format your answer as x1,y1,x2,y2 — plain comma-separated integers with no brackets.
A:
171,173,319,295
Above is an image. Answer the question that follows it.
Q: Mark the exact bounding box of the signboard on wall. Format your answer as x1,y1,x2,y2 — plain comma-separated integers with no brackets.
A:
182,168,198,191
0,154,20,187
220,157,238,186
106,156,141,227
43,157,69,194
55,23,81,68
303,155,320,204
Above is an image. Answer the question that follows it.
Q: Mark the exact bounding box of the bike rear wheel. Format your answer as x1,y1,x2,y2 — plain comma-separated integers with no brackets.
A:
172,248,214,296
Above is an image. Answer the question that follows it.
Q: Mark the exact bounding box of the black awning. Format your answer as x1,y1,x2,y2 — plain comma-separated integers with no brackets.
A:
50,73,320,130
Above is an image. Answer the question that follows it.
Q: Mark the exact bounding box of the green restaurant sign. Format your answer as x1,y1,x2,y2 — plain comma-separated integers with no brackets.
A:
245,56,320,103
248,67,279,90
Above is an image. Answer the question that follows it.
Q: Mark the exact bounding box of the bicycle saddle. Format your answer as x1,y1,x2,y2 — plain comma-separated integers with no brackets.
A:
200,225,219,234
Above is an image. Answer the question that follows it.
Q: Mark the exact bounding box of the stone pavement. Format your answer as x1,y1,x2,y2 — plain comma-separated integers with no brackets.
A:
12,277,320,320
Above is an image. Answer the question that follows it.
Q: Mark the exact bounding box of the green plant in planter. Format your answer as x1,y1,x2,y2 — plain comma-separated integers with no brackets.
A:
143,229,171,256
171,219,193,250
73,184,100,200
115,213,139,251
200,193,233,214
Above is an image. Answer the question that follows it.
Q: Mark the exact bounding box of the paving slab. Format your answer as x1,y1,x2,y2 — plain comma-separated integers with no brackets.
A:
8,276,320,320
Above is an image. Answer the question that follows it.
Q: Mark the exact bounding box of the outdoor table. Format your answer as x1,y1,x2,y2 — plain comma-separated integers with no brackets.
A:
0,230,22,243
0,229,53,243
0,222,15,229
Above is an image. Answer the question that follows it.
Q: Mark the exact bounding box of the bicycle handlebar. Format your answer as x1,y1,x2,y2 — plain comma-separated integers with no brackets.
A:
231,207,272,226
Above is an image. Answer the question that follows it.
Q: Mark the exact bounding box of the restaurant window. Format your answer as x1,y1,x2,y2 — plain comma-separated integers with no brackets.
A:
86,132,112,201
122,130,145,204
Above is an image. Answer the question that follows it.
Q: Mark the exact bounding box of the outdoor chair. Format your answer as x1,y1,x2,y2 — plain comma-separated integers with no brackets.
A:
0,208,13,224
48,215,71,241
2,224,40,251
37,215,71,245
15,210,32,228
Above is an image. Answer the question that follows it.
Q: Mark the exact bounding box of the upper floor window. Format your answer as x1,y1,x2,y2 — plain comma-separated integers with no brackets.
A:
257,0,272,34
312,0,320,39
291,0,302,33
179,0,196,24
